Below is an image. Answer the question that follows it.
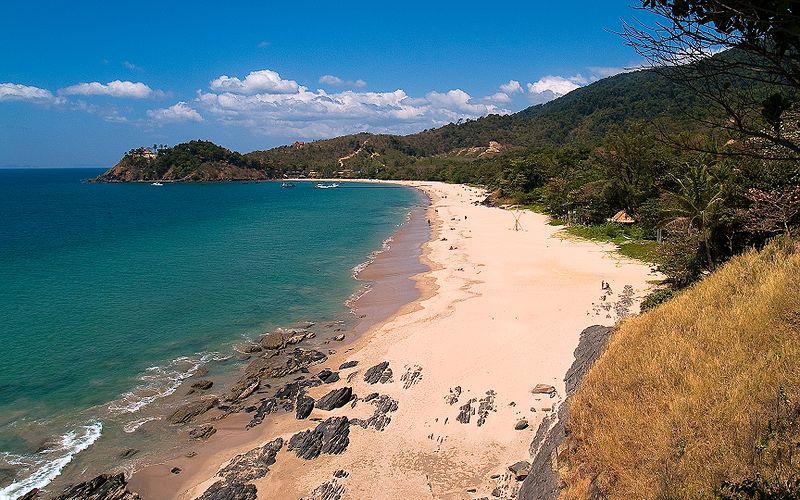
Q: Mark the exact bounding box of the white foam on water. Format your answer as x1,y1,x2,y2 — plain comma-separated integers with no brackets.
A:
0,421,102,500
122,416,161,434
107,352,227,414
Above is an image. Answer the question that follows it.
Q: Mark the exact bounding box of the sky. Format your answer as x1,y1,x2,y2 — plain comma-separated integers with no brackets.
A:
0,1,655,167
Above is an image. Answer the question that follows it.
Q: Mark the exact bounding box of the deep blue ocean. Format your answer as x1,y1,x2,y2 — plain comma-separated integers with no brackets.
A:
0,169,420,498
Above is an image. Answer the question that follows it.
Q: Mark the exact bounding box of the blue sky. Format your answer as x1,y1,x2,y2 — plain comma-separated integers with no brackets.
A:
0,1,654,167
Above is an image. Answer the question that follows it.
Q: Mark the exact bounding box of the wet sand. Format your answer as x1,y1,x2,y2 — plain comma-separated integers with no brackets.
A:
123,180,658,500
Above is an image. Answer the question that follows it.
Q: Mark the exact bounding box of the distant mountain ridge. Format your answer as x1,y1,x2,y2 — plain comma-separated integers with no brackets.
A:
96,63,708,182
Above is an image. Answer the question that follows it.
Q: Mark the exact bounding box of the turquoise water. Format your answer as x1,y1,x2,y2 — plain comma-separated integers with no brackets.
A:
0,169,420,497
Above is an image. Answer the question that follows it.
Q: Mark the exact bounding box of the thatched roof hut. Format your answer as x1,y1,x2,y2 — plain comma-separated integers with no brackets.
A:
610,210,636,224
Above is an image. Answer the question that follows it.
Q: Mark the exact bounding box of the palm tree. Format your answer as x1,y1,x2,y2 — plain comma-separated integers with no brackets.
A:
663,158,727,269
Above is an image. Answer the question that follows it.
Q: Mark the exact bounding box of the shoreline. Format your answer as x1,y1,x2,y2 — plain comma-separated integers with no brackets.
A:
123,180,657,500
8,181,427,500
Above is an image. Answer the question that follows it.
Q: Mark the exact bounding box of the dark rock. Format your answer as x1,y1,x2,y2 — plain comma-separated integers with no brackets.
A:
338,360,358,369
491,487,502,497
168,398,217,425
515,419,529,431
316,387,353,411
363,361,390,384
218,437,283,483
509,460,531,480
197,480,257,500
332,333,345,341
531,384,557,398
53,473,140,500
296,395,315,419
333,469,349,478
363,392,379,402
246,398,278,429
189,424,217,440
288,416,350,459
266,348,327,378
119,448,139,459
317,369,340,384
350,395,399,431
170,467,182,475
19,489,40,500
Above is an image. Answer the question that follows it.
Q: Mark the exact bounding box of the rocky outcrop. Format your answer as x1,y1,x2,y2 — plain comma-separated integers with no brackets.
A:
316,387,353,411
317,369,340,384
218,438,283,483
363,361,392,384
296,395,315,419
51,473,140,500
169,398,218,424
338,360,358,370
189,424,217,440
518,325,614,500
288,417,350,459
196,480,257,500
350,395,398,431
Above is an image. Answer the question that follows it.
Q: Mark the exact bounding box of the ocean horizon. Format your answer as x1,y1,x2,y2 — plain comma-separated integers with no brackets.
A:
0,168,422,498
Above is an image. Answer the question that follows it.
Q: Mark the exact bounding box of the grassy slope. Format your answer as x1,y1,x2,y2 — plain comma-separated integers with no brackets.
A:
563,237,800,498
564,240,800,498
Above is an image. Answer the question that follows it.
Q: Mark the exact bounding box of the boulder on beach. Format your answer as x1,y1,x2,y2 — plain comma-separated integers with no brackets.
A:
515,419,529,430
531,384,557,397
51,473,140,500
317,369,340,384
316,387,353,410
259,332,285,350
339,360,358,369
189,424,217,440
288,416,350,459
197,480,257,500
363,361,391,384
218,437,283,483
296,395,315,419
509,460,531,481
168,398,218,425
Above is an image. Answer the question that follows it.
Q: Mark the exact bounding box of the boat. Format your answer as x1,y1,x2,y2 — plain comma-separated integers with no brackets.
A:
315,183,339,189
151,182,164,186
281,182,296,188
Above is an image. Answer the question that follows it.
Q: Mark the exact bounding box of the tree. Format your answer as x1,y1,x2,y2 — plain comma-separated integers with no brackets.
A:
662,157,728,268
623,0,800,159
736,185,800,236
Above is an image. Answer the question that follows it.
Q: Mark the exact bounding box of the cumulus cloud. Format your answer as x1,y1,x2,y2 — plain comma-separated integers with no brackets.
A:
147,101,203,123
60,80,154,98
210,69,299,95
319,75,367,88
0,82,58,103
499,80,523,94
195,71,507,139
526,75,586,97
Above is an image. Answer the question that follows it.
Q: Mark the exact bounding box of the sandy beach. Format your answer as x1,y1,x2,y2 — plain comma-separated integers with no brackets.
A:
129,180,657,499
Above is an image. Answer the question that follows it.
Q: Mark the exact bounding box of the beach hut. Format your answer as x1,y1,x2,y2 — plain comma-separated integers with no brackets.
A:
610,210,636,224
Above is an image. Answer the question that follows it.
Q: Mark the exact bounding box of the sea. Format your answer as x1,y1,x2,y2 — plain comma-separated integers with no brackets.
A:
0,168,423,499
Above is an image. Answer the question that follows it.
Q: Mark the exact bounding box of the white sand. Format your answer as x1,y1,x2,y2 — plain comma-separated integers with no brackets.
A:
167,181,658,499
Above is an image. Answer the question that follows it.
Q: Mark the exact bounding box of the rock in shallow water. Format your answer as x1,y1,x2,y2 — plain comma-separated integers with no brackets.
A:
288,416,350,459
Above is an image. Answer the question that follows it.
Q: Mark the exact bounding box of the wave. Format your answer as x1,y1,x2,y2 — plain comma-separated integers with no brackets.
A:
107,352,227,414
122,416,161,434
0,422,102,500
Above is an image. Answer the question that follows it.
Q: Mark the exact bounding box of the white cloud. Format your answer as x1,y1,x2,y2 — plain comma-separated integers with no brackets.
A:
123,61,141,71
0,82,58,103
485,92,512,104
499,80,523,94
195,71,507,139
210,69,299,95
319,75,367,88
60,80,154,98
147,102,203,123
526,75,586,97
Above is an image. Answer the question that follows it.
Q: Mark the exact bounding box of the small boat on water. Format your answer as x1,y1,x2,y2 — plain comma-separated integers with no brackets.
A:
315,182,339,189
151,182,164,186
281,182,296,188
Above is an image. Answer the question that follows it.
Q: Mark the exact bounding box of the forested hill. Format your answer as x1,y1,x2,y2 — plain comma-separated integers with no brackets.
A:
96,62,709,182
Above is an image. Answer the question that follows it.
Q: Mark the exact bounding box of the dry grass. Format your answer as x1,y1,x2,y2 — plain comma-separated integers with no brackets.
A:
563,237,800,499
